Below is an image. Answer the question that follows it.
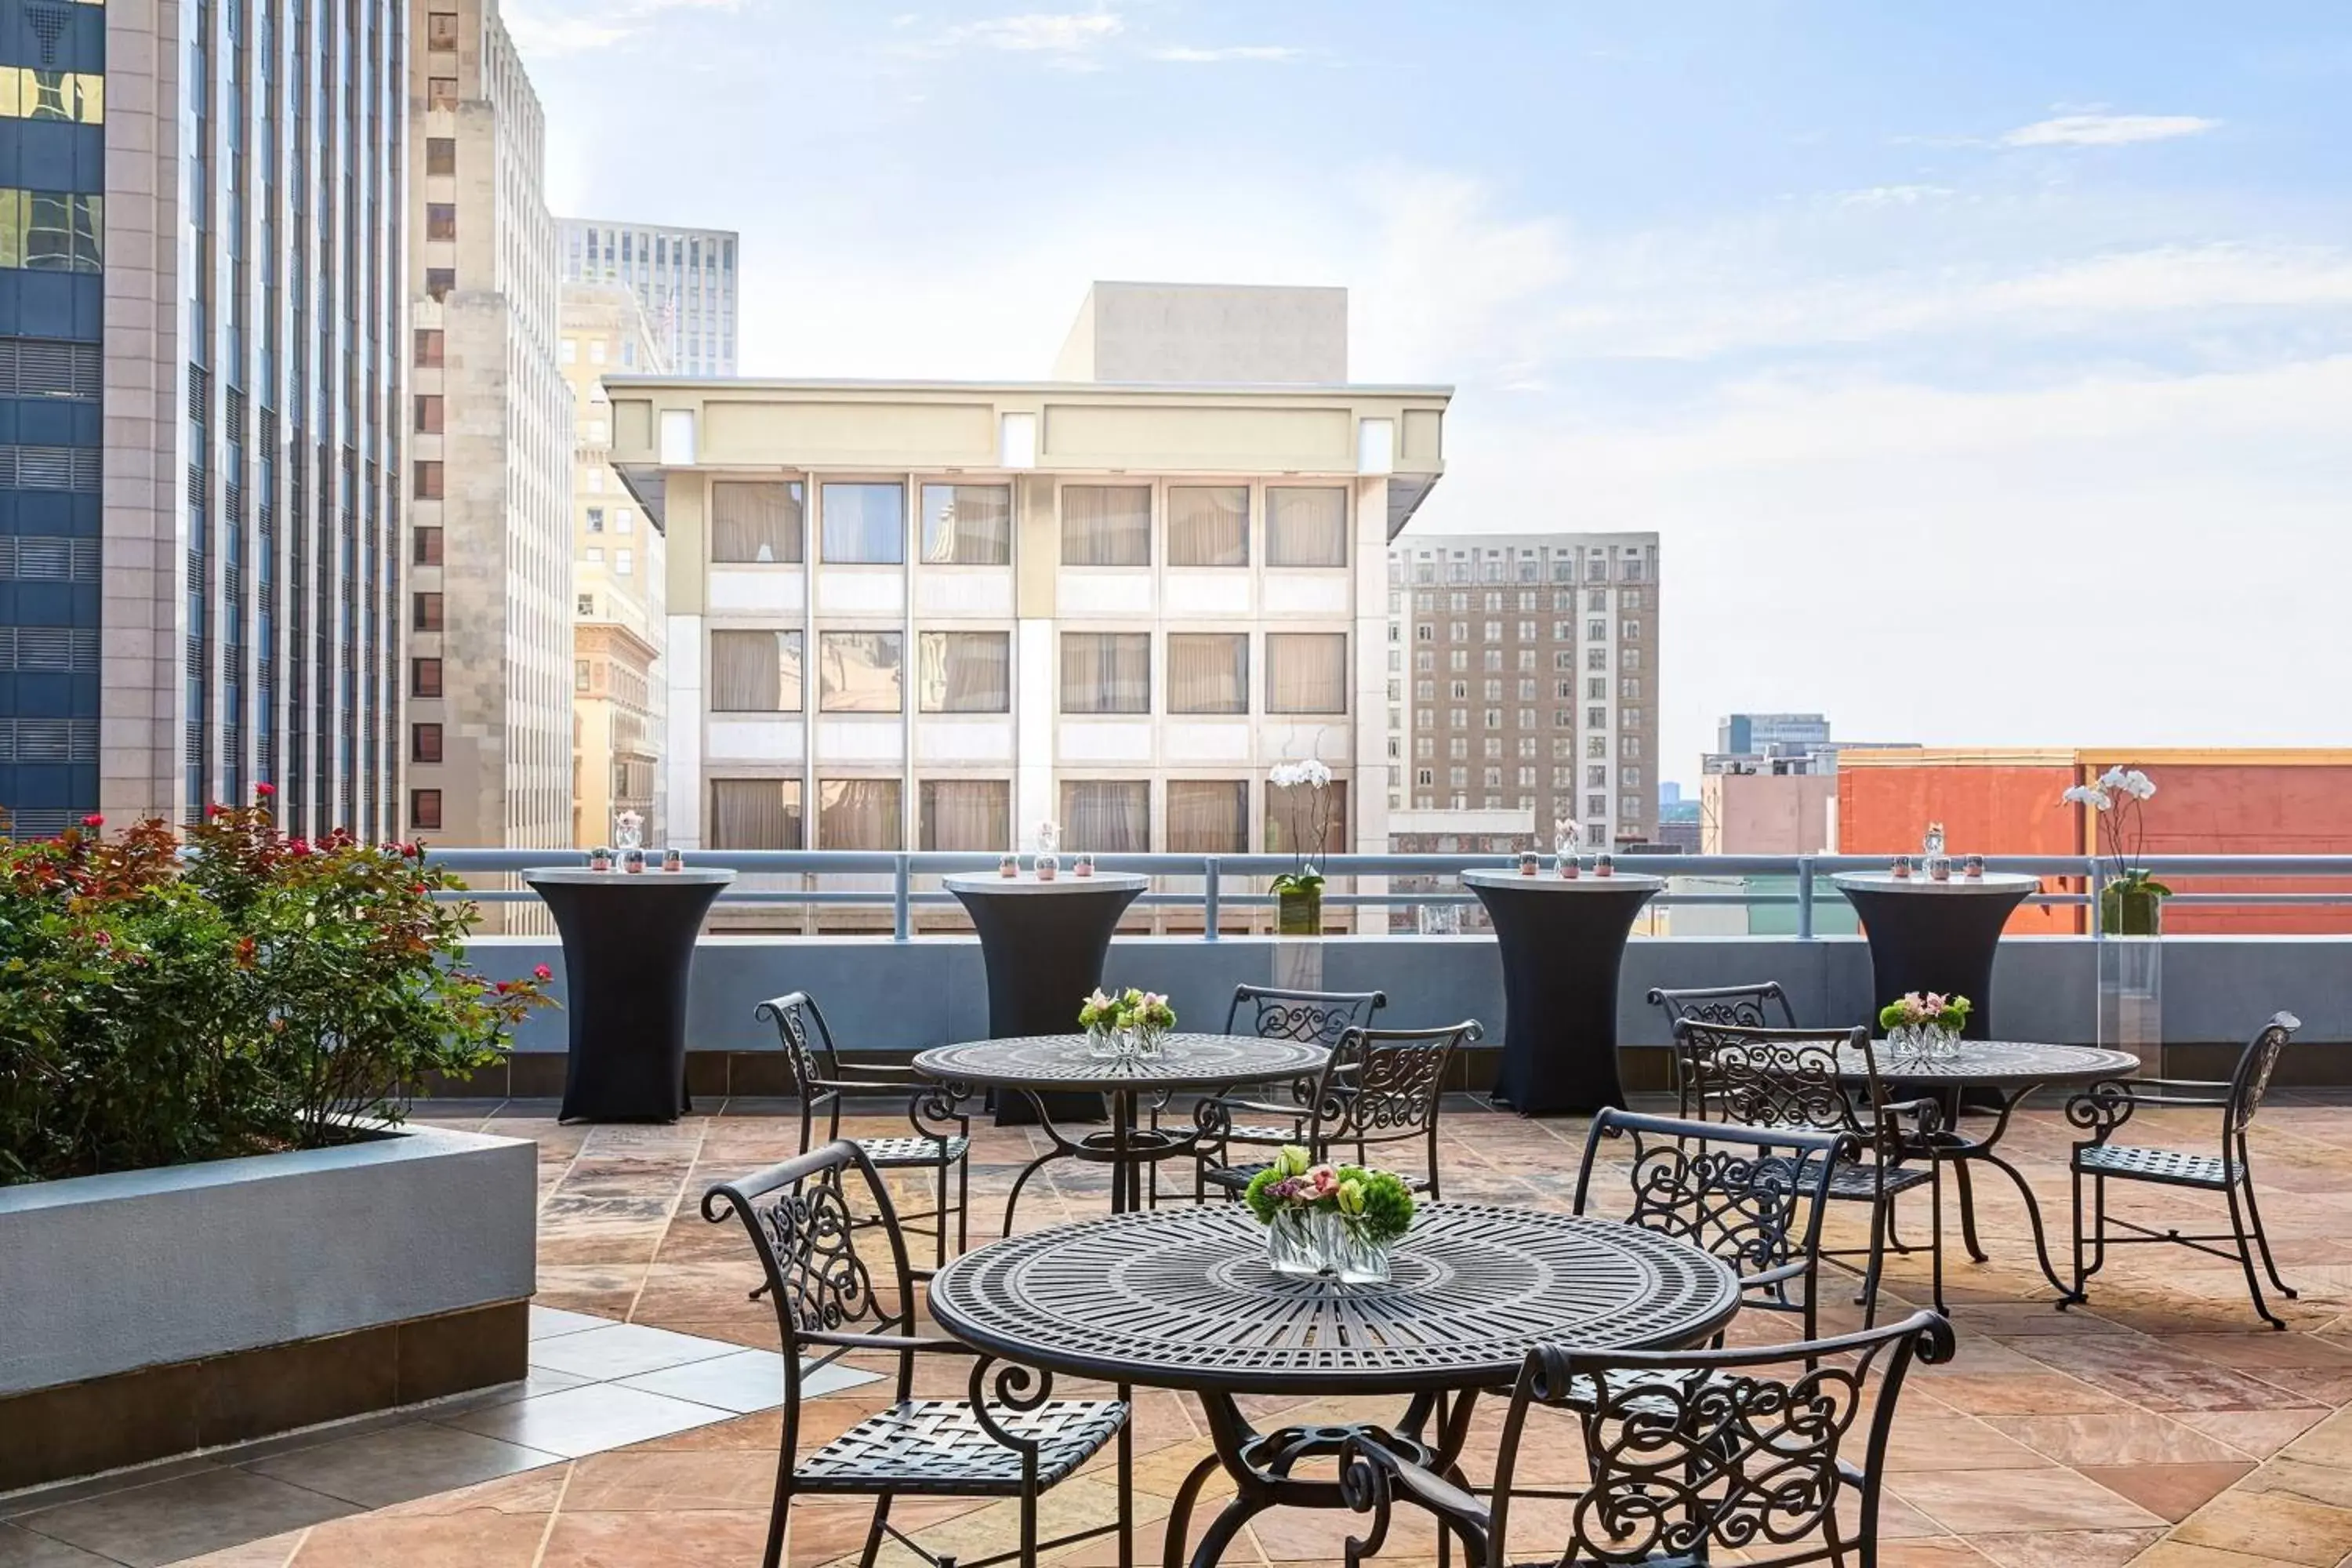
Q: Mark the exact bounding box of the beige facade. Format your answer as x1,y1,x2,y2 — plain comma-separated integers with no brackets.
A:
1700,771,1838,855
560,283,668,846
1385,532,1662,847
404,0,572,851
1054,283,1348,386
605,372,1448,884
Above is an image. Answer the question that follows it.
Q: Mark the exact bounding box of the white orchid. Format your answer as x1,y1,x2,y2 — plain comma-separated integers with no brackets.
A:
2098,765,2132,792
2060,784,2112,811
2121,769,2156,800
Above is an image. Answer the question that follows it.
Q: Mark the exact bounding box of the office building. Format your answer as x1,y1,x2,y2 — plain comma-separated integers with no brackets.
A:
402,0,570,850
559,219,737,377
0,0,408,838
602,285,1446,911
560,281,666,847
1385,532,1661,847
1706,710,1918,776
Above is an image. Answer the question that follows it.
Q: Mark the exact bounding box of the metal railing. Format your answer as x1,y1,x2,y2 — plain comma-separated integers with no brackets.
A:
422,850,2352,941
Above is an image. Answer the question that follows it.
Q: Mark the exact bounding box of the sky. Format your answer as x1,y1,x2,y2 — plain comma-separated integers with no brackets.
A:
508,2,2352,782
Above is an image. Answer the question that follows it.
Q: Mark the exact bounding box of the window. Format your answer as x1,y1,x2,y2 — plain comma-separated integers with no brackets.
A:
0,70,105,125
614,507,633,534
919,483,1012,564
577,593,594,615
412,526,442,565
1588,677,1606,699
818,779,903,849
1167,485,1248,567
1589,794,1607,815
1267,778,1346,858
1061,485,1150,566
615,548,633,576
1167,780,1247,853
586,547,604,564
411,460,442,499
586,506,604,533
1588,589,1607,611
415,329,444,367
1622,796,1642,818
412,592,443,631
0,191,104,272
1588,706,1606,728
427,77,458,111
1517,621,1536,641
1622,620,1642,639
1621,588,1643,610
710,629,803,711
559,339,577,365
1587,765,1608,787
412,394,443,434
817,630,903,712
819,482,903,564
1624,648,1642,670
1167,633,1248,715
1588,736,1608,757
710,779,804,848
1483,649,1503,672
426,136,455,176
1266,634,1345,714
589,340,606,365
575,660,590,693
1414,624,1431,641
426,9,460,47
1624,767,1645,788
920,780,1011,851
409,789,442,830
1586,648,1607,670
426,204,456,241
423,266,455,301
918,631,1011,713
411,658,442,698
1061,632,1150,713
1061,780,1149,852
412,724,444,764
1485,621,1502,641
710,480,804,564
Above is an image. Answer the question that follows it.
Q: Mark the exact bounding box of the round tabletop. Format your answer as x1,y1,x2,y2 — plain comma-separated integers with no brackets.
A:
913,1032,1328,1093
1461,868,1666,892
942,873,1151,896
1831,872,2040,895
524,867,737,886
929,1203,1742,1396
1842,1040,2140,1088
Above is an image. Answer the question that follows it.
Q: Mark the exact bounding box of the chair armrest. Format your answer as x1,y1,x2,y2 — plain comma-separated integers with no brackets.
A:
1339,1436,1491,1568
796,1329,979,1356
1203,1097,1315,1124
2065,1076,2229,1142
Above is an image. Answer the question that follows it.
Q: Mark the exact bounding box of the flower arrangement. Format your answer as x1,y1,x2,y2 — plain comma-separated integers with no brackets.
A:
1244,1144,1417,1249
2060,766,2167,935
1268,760,1334,933
1077,987,1175,1057
1878,991,1971,1033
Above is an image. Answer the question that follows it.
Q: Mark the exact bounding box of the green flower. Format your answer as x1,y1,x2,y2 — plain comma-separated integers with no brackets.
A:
1272,1144,1312,1179
1243,1165,1285,1223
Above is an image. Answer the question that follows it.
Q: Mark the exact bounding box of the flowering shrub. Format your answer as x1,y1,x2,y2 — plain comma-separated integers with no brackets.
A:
0,790,550,1183
1243,1144,1416,1244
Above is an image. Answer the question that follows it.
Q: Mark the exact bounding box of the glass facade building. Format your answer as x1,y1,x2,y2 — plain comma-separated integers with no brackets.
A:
557,217,737,377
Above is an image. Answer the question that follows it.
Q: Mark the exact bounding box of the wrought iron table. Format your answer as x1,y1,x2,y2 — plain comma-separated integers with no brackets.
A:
1832,872,2040,1039
945,872,1150,1124
928,1203,1741,1568
1838,1040,2141,1301
913,1033,1331,1226
524,867,734,1123
1461,869,1664,1114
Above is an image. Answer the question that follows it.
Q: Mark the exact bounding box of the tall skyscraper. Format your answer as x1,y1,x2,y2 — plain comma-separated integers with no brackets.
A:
557,219,738,377
1385,533,1662,847
402,0,570,848
0,0,408,839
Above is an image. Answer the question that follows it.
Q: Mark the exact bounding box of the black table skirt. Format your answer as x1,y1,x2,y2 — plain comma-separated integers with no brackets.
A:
528,875,730,1123
950,882,1145,1123
1468,881,1660,1115
1841,884,2034,1041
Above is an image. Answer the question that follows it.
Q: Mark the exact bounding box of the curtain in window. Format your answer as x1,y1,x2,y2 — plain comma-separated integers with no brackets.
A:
1167,633,1247,714
1060,633,1150,713
1266,633,1347,713
710,630,800,711
1060,485,1151,566
1060,781,1149,852
920,484,1012,564
710,481,804,563
1167,486,1248,567
1266,487,1348,567
1167,780,1247,853
709,779,803,848
820,483,905,564
1265,781,1347,856
818,631,903,712
919,631,1011,713
819,779,904,849
920,780,1011,851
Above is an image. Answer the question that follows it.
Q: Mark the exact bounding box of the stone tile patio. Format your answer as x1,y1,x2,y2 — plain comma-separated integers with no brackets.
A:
10,1093,2352,1567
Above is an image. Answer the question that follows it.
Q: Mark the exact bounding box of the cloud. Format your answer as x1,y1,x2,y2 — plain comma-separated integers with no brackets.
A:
506,0,738,56
2001,112,2220,147
941,11,1123,64
1836,184,1954,207
1150,45,1303,64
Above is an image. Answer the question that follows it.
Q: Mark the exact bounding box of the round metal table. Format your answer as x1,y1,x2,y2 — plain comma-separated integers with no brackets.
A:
1832,871,2040,1039
1838,1040,2140,1301
1461,869,1664,1115
913,1033,1330,1225
930,1203,1740,1568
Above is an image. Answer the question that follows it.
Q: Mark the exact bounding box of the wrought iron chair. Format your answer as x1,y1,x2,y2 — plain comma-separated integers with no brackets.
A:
704,1139,1131,1568
1147,984,1385,1206
1682,1020,1944,1325
1647,980,1799,1116
758,990,970,1267
2067,1011,2301,1329
1339,1310,1955,1568
1574,1108,1853,1345
1195,1020,1479,1200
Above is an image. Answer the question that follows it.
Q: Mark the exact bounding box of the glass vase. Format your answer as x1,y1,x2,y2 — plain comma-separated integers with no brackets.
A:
1086,1023,1122,1060
1277,887,1322,936
1265,1208,1392,1285
2097,904,2162,1073
1130,1025,1167,1058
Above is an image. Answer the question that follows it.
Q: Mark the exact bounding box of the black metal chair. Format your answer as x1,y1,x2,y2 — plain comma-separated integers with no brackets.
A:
1339,1310,1955,1568
1195,1020,1479,1200
704,1140,1131,1568
759,991,970,1266
1647,980,1799,1116
2067,1011,2301,1330
1682,1021,1944,1325
1574,1108,1853,1345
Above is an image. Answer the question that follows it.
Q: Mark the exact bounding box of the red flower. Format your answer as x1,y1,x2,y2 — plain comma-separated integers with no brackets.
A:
207,803,229,817
532,964,552,982
79,814,104,828
255,782,276,798
494,979,514,994
288,838,312,856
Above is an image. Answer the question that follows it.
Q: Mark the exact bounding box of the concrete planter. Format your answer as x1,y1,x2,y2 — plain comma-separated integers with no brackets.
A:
0,1123,536,1490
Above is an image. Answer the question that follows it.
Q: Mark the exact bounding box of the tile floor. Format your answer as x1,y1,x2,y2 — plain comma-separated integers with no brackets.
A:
10,1092,2352,1566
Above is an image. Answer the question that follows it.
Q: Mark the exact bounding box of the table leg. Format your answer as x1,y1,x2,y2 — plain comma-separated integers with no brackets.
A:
1933,1085,2074,1299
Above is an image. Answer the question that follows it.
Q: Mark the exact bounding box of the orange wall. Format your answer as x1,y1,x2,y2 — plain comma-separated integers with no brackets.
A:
1837,763,2076,934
